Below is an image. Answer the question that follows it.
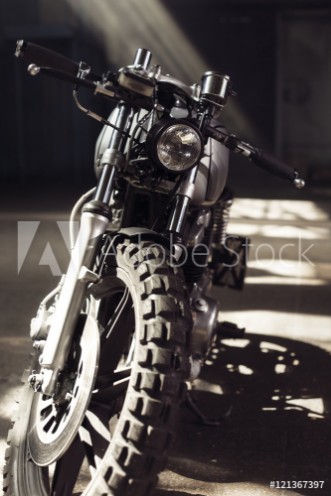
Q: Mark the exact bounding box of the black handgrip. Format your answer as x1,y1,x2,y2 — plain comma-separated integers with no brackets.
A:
205,125,305,188
15,40,79,75
251,149,297,182
15,40,101,82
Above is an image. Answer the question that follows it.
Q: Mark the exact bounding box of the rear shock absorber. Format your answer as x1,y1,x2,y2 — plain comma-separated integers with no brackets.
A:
210,188,248,290
211,188,233,248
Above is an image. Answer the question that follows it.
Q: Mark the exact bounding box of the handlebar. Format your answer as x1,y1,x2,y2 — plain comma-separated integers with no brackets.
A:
205,125,305,188
14,39,155,107
14,40,197,102
15,40,305,189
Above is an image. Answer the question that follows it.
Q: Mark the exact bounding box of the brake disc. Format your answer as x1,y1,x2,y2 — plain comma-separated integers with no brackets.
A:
28,314,99,466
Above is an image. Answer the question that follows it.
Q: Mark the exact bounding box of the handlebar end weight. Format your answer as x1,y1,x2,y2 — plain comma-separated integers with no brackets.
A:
293,177,305,189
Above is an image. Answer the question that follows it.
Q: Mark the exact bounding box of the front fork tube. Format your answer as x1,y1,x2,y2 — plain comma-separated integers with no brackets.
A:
166,164,199,236
38,104,134,396
39,209,110,395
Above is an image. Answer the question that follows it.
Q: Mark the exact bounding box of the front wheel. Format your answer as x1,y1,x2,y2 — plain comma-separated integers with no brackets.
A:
3,238,191,496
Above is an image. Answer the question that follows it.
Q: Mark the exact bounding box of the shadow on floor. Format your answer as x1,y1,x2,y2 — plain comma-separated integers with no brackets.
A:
155,333,331,495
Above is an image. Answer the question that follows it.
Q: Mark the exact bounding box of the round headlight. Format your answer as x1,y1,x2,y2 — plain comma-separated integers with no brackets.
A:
147,119,203,172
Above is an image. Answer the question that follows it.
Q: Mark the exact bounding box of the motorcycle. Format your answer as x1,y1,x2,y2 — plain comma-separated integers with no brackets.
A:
3,40,305,496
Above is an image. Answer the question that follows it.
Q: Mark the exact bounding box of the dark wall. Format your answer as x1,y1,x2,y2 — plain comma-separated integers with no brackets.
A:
0,2,109,186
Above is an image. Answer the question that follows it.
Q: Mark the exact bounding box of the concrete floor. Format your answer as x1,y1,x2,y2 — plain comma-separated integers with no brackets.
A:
0,183,330,495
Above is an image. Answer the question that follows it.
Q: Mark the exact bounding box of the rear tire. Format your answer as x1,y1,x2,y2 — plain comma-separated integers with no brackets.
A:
3,238,191,495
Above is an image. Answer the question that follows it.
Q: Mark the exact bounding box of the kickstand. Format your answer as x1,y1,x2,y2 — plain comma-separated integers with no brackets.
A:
184,390,232,427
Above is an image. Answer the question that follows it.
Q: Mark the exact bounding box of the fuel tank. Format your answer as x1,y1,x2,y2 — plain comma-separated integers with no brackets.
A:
191,128,229,206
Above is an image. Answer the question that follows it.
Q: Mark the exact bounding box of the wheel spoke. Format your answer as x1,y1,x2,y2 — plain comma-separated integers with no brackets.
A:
125,338,135,366
93,367,131,403
99,306,135,377
85,409,110,444
95,367,132,389
105,287,131,339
